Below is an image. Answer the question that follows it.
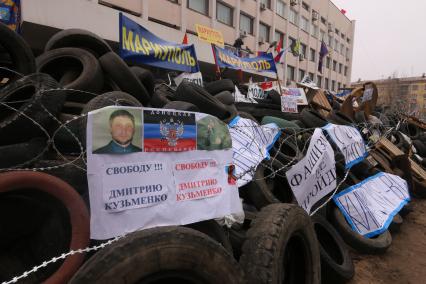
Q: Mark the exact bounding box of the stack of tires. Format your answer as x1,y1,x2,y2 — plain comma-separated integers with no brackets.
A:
1,21,424,284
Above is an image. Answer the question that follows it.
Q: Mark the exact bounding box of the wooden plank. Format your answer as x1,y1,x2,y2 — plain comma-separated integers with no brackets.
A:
377,137,404,157
409,158,426,181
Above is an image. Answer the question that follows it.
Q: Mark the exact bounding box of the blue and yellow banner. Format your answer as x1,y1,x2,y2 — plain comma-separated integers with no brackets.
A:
119,13,199,73
214,45,277,73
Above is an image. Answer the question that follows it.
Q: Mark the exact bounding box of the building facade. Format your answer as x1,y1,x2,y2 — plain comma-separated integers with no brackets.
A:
21,0,355,89
352,76,426,120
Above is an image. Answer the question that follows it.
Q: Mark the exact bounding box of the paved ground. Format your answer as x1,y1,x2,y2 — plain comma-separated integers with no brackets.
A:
349,198,426,284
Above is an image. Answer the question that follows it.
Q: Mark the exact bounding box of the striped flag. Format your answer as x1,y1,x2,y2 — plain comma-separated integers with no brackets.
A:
318,41,329,72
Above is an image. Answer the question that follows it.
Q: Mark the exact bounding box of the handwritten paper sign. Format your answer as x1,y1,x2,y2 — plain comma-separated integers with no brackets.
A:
334,172,410,237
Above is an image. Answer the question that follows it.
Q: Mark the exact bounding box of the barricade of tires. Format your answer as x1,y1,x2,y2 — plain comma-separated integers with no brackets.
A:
1,22,425,283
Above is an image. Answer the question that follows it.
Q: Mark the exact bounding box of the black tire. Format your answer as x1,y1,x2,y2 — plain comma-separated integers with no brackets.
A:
99,52,151,105
70,226,245,284
176,81,231,120
312,215,354,283
44,29,112,57
0,22,36,82
215,90,235,105
268,90,281,105
240,204,321,284
129,66,155,97
330,206,392,254
0,74,65,145
185,220,233,253
327,111,354,126
413,140,426,157
150,90,171,108
301,108,328,128
0,138,47,169
163,101,200,112
204,79,235,95
36,47,104,100
354,111,367,124
79,91,142,147
389,214,403,234
32,157,88,195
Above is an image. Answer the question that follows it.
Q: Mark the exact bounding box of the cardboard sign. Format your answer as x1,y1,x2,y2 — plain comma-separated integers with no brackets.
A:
87,106,242,239
323,123,367,169
286,129,336,214
174,71,203,87
228,116,281,187
248,83,266,99
120,14,200,73
281,95,298,113
282,88,308,105
334,172,410,237
195,24,224,47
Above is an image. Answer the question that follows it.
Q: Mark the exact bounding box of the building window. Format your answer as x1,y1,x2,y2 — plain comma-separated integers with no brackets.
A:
276,0,286,18
299,69,306,81
300,43,307,58
333,60,337,71
347,38,351,44
240,13,253,35
311,23,318,38
309,72,315,81
328,36,333,48
346,47,349,57
339,63,343,74
341,33,345,39
332,80,336,91
344,66,348,76
334,39,339,51
325,78,329,89
259,22,270,42
321,16,327,25
301,17,309,32
302,2,309,11
217,2,233,26
412,85,418,91
340,43,344,54
317,75,322,87
320,29,325,41
289,9,298,26
335,28,339,35
274,30,285,48
310,48,316,62
326,57,331,68
337,82,341,90
260,0,271,9
287,65,295,81
188,0,209,15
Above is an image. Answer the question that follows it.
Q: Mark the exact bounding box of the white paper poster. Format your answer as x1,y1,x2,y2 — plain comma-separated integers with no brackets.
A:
87,106,243,239
281,95,298,113
248,83,266,99
323,123,367,169
362,84,373,102
228,116,281,187
286,128,336,214
334,172,410,237
174,71,203,87
234,86,257,103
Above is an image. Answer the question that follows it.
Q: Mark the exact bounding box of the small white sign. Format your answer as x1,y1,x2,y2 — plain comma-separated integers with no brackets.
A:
248,83,266,99
281,95,298,113
282,88,308,105
286,129,336,214
234,86,257,103
334,172,410,237
362,84,373,102
228,116,280,187
174,71,203,87
323,124,367,169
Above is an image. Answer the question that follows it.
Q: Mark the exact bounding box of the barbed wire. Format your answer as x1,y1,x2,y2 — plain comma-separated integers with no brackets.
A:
0,79,423,283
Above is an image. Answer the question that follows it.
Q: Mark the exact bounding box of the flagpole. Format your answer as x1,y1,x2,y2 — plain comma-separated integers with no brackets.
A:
211,44,222,80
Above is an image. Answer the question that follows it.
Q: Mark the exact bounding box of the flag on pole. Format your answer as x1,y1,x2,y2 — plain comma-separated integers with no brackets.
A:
318,41,329,72
182,33,188,44
340,9,347,15
257,51,267,56
291,39,301,56
274,49,286,63
275,37,282,53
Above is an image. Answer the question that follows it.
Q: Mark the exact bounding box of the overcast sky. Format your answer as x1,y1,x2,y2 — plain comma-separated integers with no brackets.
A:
331,0,426,82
